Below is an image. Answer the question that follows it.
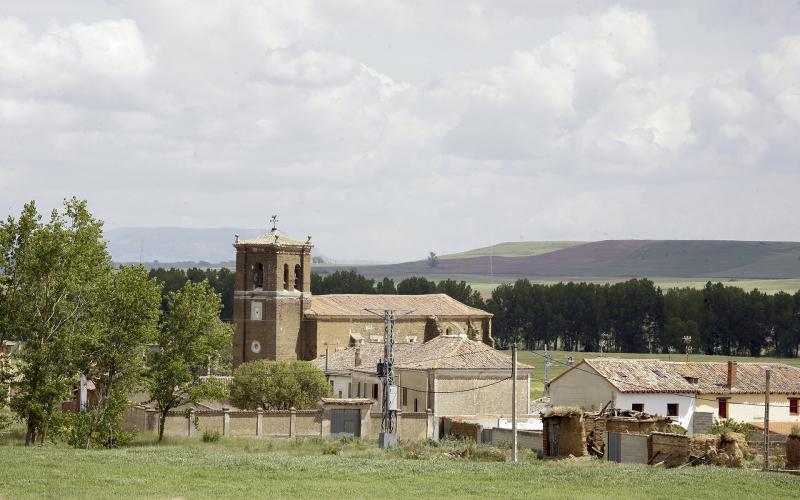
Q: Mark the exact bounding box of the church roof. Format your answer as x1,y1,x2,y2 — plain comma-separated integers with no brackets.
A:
398,335,532,371
304,294,492,318
237,229,308,247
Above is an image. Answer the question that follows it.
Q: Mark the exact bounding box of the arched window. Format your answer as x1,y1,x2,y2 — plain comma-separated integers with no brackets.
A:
294,264,302,291
283,263,289,290
253,263,264,289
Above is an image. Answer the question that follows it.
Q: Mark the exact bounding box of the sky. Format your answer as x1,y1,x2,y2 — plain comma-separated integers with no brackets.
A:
1,1,799,262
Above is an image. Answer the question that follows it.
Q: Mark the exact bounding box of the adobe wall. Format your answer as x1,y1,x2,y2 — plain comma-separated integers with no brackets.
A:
649,432,690,466
433,372,530,417
295,411,322,436
399,412,429,440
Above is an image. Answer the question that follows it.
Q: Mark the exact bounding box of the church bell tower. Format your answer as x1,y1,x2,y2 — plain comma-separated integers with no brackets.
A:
232,220,312,367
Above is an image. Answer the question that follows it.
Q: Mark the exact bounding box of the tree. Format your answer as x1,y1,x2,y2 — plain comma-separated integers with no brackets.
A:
376,277,397,294
146,280,232,441
76,266,162,448
230,360,330,410
435,279,485,309
310,270,376,294
427,252,439,268
0,199,111,446
397,276,437,295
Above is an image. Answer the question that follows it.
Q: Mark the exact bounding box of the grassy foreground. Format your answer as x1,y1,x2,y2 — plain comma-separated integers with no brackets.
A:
1,436,798,499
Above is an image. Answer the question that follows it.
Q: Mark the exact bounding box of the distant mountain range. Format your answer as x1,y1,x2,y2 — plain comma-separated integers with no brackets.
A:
106,228,800,279
340,240,800,280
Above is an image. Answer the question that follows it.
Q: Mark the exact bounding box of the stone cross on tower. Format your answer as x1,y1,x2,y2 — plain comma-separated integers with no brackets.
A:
270,215,278,231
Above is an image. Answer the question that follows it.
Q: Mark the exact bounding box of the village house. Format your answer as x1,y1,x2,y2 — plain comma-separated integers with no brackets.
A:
312,335,532,421
231,228,493,365
549,358,800,434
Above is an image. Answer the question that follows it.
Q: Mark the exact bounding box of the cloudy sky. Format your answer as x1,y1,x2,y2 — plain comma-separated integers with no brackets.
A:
1,1,799,261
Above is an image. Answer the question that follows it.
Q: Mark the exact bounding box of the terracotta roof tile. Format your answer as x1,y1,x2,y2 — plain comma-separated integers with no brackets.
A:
671,362,800,394
237,229,307,246
581,358,697,393
305,294,491,318
312,336,529,373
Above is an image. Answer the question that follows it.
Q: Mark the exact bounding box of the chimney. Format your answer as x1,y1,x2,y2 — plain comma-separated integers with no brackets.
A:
727,360,737,388
354,346,362,368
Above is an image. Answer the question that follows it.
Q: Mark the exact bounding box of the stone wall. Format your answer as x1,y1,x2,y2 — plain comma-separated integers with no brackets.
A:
487,428,544,453
124,404,433,442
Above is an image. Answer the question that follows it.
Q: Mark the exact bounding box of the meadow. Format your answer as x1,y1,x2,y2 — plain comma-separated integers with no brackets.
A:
1,433,799,499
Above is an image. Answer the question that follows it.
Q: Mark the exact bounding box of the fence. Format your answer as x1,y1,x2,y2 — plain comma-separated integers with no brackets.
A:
124,402,435,441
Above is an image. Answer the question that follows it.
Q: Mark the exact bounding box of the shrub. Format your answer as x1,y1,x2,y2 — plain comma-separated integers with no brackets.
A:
321,441,342,455
789,426,800,439
202,431,221,443
710,419,754,440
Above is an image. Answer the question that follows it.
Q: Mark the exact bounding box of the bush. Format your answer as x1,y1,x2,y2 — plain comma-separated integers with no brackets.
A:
202,431,221,443
710,419,755,440
789,426,800,439
321,441,341,455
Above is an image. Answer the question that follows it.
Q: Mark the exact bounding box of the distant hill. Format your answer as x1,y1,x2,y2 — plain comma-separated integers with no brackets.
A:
440,241,584,259
334,240,800,280
105,227,261,264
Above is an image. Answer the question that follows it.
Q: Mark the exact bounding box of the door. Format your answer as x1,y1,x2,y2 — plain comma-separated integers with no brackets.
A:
331,409,361,437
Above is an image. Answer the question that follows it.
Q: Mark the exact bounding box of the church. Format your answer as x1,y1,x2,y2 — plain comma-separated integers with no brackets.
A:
232,227,493,366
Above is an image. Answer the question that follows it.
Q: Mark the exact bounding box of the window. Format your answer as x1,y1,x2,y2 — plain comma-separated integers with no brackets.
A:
789,398,799,416
718,398,729,419
294,264,302,291
338,390,342,398
283,264,289,290
402,387,408,406
357,383,361,397
667,404,679,417
414,399,418,412
631,403,644,412
652,370,666,378
253,263,264,289
372,384,379,400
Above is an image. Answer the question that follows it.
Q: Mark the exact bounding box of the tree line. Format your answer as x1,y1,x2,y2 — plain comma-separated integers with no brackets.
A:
146,267,800,358
486,278,800,358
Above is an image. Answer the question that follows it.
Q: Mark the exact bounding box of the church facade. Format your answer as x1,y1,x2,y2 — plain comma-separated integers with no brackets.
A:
232,228,493,367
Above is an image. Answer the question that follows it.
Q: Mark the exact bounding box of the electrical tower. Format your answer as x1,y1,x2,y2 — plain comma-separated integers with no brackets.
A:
364,308,413,449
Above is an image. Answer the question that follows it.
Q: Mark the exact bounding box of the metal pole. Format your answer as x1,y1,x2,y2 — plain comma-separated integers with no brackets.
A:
543,344,549,397
512,343,518,463
763,368,770,471
380,309,398,449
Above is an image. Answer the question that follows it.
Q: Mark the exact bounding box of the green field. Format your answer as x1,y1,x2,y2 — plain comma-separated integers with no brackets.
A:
510,350,800,397
466,277,800,297
441,241,585,260
1,435,798,499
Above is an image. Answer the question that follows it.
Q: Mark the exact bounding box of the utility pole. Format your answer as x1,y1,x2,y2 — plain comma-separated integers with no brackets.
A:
683,335,692,362
763,368,771,471
512,342,518,463
365,308,413,450
543,343,550,397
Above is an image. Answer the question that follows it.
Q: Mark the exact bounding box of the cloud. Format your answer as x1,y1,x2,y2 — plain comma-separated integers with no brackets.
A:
1,2,799,261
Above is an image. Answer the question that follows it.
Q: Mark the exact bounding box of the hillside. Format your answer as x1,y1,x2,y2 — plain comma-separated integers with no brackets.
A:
338,240,800,281
440,241,584,259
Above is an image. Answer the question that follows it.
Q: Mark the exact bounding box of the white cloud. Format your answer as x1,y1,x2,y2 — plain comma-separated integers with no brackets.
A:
1,2,799,261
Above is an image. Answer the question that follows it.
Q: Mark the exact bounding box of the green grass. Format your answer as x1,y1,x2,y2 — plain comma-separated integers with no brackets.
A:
440,241,585,260
512,350,800,397
1,436,798,499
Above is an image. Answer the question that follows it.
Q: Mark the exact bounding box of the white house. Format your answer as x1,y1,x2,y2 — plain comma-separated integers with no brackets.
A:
549,358,800,434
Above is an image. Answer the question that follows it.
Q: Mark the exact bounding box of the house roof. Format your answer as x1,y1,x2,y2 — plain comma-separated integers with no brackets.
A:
671,362,800,395
304,294,491,318
398,335,532,371
580,358,697,393
551,358,800,395
311,342,420,373
312,335,530,374
236,228,308,247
